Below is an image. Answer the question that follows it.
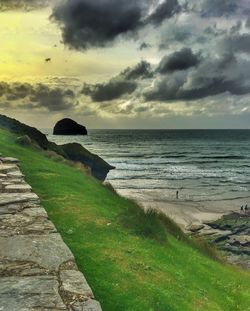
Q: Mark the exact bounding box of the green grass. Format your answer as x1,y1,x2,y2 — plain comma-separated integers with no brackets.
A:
0,128,250,311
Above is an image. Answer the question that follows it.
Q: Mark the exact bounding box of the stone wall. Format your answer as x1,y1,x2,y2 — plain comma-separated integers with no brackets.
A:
0,156,102,311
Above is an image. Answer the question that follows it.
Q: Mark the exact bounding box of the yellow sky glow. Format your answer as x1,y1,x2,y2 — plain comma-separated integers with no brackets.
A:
0,9,145,84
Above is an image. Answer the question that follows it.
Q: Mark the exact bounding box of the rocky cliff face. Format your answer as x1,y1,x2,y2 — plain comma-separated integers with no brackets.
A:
0,114,114,181
53,118,87,136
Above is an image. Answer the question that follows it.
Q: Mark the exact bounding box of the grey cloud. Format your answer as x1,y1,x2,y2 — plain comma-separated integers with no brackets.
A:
246,16,250,28
51,0,180,50
147,0,180,25
185,0,239,17
122,61,153,80
29,84,75,111
51,0,146,50
82,80,137,102
145,75,250,102
0,82,75,111
158,20,196,50
230,33,250,53
139,42,152,50
217,32,250,55
82,61,153,102
157,48,201,73
158,16,228,51
145,52,250,101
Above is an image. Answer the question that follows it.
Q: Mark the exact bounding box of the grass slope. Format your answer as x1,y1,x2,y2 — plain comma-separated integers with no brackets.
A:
0,128,250,311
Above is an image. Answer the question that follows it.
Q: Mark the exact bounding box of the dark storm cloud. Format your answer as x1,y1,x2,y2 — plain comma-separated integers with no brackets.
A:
0,0,50,10
51,0,146,50
145,52,250,101
82,80,137,102
0,82,75,111
82,61,153,102
122,61,153,80
145,75,250,102
51,0,180,50
147,0,180,25
157,48,201,73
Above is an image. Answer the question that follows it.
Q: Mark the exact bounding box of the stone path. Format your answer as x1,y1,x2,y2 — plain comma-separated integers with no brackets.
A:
0,155,102,311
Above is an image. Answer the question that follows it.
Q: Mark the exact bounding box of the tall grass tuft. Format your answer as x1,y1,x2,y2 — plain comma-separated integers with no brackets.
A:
119,204,168,243
119,200,222,261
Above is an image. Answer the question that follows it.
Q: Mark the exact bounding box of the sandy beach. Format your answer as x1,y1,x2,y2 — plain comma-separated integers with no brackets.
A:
117,189,250,230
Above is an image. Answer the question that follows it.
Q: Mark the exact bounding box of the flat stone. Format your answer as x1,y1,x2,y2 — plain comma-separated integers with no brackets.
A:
0,208,56,237
0,276,67,310
4,184,32,193
1,182,12,187
60,270,93,298
0,204,24,215
71,299,102,311
188,224,205,233
0,234,74,272
0,164,18,174
0,192,39,206
0,202,40,215
0,157,20,164
0,261,50,277
23,207,49,218
7,171,24,178
1,180,24,188
6,178,24,184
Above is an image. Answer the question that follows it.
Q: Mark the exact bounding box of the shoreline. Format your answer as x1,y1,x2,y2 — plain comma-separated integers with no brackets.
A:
116,188,250,230
115,189,250,268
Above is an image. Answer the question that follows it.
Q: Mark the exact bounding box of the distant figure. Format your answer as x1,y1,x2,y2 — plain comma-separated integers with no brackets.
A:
176,190,179,199
241,205,244,212
245,204,248,213
45,58,51,62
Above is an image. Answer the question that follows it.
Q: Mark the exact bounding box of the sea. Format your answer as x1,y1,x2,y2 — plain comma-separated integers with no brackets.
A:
47,130,250,206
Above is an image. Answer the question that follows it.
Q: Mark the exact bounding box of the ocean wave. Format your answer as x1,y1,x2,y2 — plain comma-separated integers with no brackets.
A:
108,175,221,181
219,180,250,185
51,129,250,204
199,155,246,160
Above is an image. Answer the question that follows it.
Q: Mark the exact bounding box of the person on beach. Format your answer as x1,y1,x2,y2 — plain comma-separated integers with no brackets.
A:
245,204,248,213
241,205,244,212
176,190,179,199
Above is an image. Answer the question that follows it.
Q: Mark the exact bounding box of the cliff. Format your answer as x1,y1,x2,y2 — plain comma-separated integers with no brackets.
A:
0,114,114,181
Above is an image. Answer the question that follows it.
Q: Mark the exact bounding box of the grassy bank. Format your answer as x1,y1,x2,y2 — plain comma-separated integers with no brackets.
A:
0,128,250,311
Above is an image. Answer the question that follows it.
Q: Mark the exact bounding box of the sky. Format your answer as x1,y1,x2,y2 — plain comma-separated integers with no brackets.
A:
0,0,250,129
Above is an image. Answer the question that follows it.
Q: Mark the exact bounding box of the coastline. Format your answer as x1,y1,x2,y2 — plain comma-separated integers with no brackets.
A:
116,188,250,229
0,125,250,309
116,188,250,267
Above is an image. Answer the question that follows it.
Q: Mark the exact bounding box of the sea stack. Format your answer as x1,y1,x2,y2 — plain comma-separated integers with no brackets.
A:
53,118,87,136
